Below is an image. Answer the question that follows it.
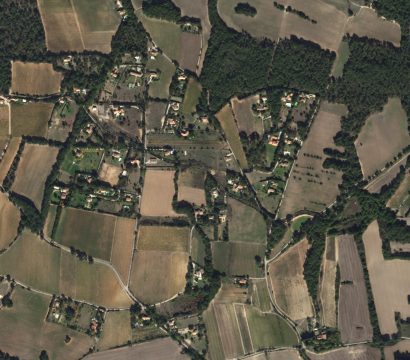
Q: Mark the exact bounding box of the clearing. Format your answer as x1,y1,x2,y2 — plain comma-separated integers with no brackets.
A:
355,98,409,179
11,61,62,95
337,234,373,343
278,102,347,218
268,238,314,322
12,143,59,210
363,220,410,335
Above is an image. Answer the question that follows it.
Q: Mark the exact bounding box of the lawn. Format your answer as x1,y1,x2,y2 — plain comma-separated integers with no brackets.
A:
182,78,202,117
146,53,176,99
61,147,104,175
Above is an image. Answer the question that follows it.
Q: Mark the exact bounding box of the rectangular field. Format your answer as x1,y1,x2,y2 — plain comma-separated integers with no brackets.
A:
337,234,373,343
306,345,381,360
216,104,248,169
0,105,9,136
363,221,410,335
268,239,313,322
98,310,132,350
355,98,409,178
37,0,121,53
140,169,178,217
177,167,206,206
11,61,62,95
12,143,59,209
146,53,175,100
137,225,190,252
249,279,272,312
11,102,54,137
278,102,347,217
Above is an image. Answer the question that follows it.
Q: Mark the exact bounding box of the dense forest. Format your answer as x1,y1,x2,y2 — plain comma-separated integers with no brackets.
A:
374,0,410,28
142,0,182,22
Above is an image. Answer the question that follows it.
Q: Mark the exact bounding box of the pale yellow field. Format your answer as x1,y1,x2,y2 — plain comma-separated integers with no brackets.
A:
140,169,178,217
306,345,381,360
98,310,132,350
268,239,314,322
0,192,20,250
363,220,410,335
355,98,410,178
0,138,21,185
137,225,190,252
12,144,59,210
384,340,410,360
11,61,63,95
0,105,9,136
99,162,122,186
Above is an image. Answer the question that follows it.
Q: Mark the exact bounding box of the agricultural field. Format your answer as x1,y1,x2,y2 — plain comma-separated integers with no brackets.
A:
0,192,20,250
320,236,338,328
355,98,409,179
268,239,314,322
44,204,58,238
99,162,122,186
204,301,298,359
54,207,135,262
12,143,59,210
10,102,54,137
217,0,401,52
140,169,178,217
136,11,201,74
98,310,132,350
216,103,248,169
337,234,373,343
387,170,409,217
0,231,132,308
182,78,202,118
145,100,167,131
37,0,121,53
177,167,206,206
171,0,212,74
231,95,264,136
85,337,189,360
0,137,21,185
11,61,63,95
306,345,381,360
249,278,272,312
228,198,267,244
278,102,347,218
212,241,265,277
0,105,9,136
0,287,94,360
130,225,190,304
190,228,206,266
146,53,176,99
384,340,410,360
363,221,410,335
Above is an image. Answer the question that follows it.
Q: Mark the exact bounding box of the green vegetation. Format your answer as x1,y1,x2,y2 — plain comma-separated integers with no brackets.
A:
374,0,410,28
142,0,181,22
234,3,257,17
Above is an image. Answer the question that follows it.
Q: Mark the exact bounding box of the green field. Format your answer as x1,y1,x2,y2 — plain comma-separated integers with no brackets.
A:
228,198,267,244
249,279,272,312
290,215,312,232
61,147,104,175
73,0,120,32
332,39,350,77
191,228,206,266
182,78,202,117
54,207,116,261
147,53,176,99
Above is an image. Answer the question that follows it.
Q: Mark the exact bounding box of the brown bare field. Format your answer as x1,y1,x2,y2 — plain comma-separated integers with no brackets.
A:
137,225,190,252
320,236,338,328
180,32,202,73
37,0,121,53
140,169,178,217
366,155,409,194
0,287,94,360
390,241,410,254
217,0,400,52
387,169,410,216
110,217,136,285
0,105,9,136
278,102,347,218
216,104,248,169
11,102,54,137
12,144,59,209
98,310,132,350
85,337,188,360
171,0,211,74
231,95,264,136
355,98,409,178
268,238,314,322
99,162,122,186
44,204,57,238
363,221,410,335
306,345,381,360
266,350,302,360
384,340,410,360
337,234,373,343
129,250,189,304
346,7,401,47
0,138,21,185
11,62,62,95
178,167,206,206
0,231,132,308
0,192,20,250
